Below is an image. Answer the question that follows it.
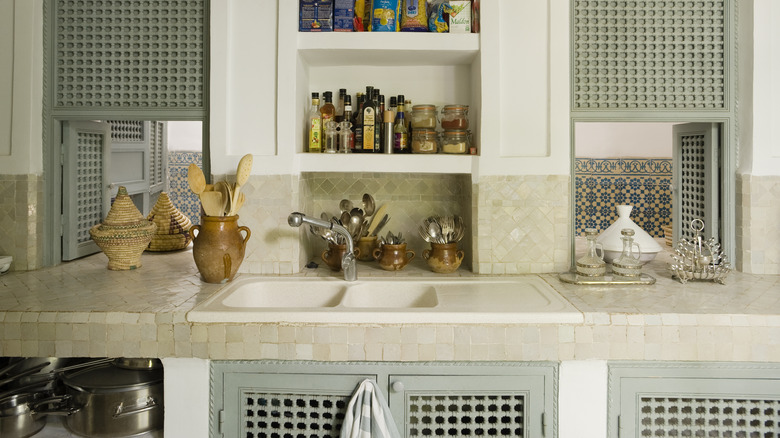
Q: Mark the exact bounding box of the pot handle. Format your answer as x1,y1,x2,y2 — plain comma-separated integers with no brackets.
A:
113,396,158,419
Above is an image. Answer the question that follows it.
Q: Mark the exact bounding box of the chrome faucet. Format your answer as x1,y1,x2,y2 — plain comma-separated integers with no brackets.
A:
288,212,357,281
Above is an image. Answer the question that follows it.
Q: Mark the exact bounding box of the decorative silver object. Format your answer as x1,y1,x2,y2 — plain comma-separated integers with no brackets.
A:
669,219,731,284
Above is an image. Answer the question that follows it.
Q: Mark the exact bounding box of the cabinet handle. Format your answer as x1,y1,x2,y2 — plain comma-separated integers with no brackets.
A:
391,381,405,392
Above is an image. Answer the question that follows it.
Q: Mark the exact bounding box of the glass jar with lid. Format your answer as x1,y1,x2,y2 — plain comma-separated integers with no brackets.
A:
440,104,469,130
411,129,438,154
411,105,437,129
440,130,470,154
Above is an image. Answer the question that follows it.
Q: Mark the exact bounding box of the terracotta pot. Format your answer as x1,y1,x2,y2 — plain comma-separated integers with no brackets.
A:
422,242,464,273
321,243,360,272
191,216,251,283
373,243,415,271
356,236,379,262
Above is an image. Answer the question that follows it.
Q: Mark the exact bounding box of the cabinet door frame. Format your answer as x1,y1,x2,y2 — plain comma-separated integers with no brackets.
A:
211,360,559,438
608,361,780,438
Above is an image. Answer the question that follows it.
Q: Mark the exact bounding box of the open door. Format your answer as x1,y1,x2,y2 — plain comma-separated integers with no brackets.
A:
61,121,112,261
672,123,720,244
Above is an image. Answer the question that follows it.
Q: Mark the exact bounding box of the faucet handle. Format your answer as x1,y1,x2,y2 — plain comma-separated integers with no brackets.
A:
342,251,358,282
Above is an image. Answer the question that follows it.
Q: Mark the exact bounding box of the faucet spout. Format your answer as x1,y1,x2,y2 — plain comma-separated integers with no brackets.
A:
288,212,357,281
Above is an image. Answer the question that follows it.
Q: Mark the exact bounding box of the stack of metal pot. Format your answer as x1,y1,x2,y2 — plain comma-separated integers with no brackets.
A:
0,357,163,437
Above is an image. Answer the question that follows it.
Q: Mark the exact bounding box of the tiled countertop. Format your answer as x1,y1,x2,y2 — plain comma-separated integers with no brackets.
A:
1,249,778,362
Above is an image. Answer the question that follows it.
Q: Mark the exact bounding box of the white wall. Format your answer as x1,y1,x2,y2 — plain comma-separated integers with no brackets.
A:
167,121,203,152
575,122,675,158
0,0,43,175
745,0,780,176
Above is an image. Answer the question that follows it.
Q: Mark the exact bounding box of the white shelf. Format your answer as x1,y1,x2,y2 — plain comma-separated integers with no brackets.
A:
296,153,476,174
297,32,480,66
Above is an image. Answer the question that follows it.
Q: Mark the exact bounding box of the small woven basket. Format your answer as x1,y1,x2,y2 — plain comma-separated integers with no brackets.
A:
90,186,156,270
146,192,193,252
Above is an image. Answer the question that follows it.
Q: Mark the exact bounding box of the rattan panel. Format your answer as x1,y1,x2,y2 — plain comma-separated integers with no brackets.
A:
53,0,205,109
407,394,525,437
639,397,780,437
75,131,105,243
679,132,707,241
573,0,727,110
241,391,349,438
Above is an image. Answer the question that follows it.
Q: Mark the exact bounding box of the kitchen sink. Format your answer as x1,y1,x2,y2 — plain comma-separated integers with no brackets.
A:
186,276,582,324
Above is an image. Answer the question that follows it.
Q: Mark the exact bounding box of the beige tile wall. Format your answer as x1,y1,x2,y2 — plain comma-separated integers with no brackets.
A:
0,174,44,271
2,312,777,362
473,175,571,274
737,174,780,274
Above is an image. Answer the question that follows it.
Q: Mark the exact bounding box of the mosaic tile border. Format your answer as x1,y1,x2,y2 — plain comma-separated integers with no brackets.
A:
167,151,202,226
575,158,672,237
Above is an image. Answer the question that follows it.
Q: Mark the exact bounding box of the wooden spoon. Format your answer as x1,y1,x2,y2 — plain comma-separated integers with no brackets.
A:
366,203,388,236
200,191,224,217
187,163,206,195
230,154,253,215
215,181,232,216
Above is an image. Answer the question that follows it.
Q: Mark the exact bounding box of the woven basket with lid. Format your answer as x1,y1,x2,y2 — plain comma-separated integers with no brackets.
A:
90,186,157,270
146,192,193,252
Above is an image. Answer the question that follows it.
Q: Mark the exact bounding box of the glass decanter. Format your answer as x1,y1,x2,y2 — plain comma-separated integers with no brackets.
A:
611,228,643,277
576,228,606,277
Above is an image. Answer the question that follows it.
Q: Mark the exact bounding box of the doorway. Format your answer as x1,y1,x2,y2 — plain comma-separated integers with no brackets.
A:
59,120,204,262
573,121,729,262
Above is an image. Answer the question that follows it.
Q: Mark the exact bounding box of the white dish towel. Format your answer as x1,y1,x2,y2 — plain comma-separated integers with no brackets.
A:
340,379,401,438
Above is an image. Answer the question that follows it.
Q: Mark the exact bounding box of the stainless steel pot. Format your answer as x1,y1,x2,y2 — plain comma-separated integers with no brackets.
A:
0,393,72,438
61,363,163,438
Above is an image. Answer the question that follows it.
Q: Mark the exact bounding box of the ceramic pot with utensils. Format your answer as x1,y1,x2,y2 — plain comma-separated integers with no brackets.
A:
356,236,379,262
373,243,415,271
191,215,251,283
321,243,360,272
423,242,464,273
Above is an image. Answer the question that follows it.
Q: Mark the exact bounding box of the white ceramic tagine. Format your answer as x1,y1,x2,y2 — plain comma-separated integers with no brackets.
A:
597,205,662,264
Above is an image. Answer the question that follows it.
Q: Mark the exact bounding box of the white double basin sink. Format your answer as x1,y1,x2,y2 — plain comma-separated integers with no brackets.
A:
187,276,583,324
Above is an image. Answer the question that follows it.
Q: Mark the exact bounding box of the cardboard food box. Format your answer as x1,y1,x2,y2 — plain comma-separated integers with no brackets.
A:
448,0,472,33
334,0,354,31
300,0,334,32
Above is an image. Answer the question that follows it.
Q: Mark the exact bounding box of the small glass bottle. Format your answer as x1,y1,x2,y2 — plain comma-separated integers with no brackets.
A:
575,228,606,277
341,95,354,152
323,120,339,154
393,100,409,153
335,88,346,123
308,92,321,153
612,228,643,277
320,91,336,131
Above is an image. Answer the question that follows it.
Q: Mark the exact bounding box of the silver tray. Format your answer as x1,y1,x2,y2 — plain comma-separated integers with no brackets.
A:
558,271,656,285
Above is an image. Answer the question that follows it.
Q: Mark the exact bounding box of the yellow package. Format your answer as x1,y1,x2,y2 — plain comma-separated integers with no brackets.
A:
354,0,367,31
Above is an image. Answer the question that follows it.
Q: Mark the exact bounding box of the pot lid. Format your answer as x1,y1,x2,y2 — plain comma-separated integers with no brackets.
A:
62,363,162,392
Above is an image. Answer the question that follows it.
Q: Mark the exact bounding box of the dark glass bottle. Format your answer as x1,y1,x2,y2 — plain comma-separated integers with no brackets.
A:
353,92,365,152
361,86,377,153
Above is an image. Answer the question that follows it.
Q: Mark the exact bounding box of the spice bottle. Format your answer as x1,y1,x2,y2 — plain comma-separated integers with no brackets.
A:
341,95,354,152
308,92,321,153
383,110,394,154
393,100,409,153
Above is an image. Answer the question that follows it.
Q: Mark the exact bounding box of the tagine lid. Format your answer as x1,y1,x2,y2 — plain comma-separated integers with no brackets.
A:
596,205,662,252
97,186,155,230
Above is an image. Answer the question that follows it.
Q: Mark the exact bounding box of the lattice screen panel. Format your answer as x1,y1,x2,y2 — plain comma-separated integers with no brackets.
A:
107,121,145,142
53,0,205,109
679,132,707,241
573,0,727,110
241,391,349,438
75,131,105,243
407,394,525,437
150,121,165,188
639,397,780,437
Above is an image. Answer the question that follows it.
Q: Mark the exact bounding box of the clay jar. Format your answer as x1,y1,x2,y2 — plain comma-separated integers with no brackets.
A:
322,243,360,271
422,242,464,274
191,216,251,284
373,243,415,271
356,236,379,262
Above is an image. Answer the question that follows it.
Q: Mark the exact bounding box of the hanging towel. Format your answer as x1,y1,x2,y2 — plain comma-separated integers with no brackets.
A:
340,379,401,438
